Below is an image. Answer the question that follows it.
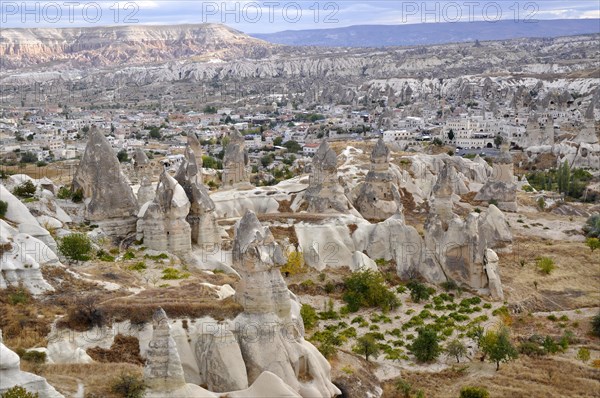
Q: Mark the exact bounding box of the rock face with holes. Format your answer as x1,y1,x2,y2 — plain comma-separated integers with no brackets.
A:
305,141,355,214
174,144,221,248
354,138,402,221
72,127,138,237
137,171,191,253
423,162,512,299
0,329,64,397
133,148,156,206
231,211,341,397
475,144,517,212
222,131,249,187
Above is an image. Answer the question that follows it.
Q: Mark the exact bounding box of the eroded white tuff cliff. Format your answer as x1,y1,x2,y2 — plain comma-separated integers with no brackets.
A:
230,210,341,397
305,141,356,214
73,127,138,237
354,138,403,221
0,329,64,397
133,148,156,206
222,131,250,188
174,136,221,247
137,170,192,254
475,144,517,212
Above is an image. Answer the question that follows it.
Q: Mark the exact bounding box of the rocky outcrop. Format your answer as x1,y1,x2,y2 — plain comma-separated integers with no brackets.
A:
354,138,402,221
484,249,504,301
133,148,155,205
305,141,355,214
175,145,221,248
137,171,191,254
0,220,56,294
222,131,250,187
0,184,58,253
144,308,187,390
475,145,517,212
0,329,64,397
194,210,341,397
73,127,138,237
423,204,511,300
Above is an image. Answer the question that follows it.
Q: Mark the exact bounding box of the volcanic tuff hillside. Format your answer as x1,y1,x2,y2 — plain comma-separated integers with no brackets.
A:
0,23,277,68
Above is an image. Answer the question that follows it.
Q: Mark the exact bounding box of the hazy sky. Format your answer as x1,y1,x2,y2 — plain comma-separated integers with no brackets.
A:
1,1,599,32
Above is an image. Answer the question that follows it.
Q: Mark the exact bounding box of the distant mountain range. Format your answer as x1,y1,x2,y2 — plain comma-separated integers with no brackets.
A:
251,19,600,47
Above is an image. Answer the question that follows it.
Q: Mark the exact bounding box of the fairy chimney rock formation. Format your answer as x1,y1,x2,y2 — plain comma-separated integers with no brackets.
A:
175,145,221,247
475,144,517,212
144,308,187,391
137,170,191,253
222,131,249,187
72,126,138,237
133,148,156,205
305,140,353,214
354,138,402,220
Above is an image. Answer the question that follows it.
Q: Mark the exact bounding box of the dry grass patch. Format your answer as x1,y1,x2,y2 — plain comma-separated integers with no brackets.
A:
22,362,143,398
383,356,600,398
87,334,144,365
499,236,600,310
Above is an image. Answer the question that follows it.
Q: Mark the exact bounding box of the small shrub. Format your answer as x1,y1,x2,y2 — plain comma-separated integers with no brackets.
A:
577,347,590,363
97,250,115,262
342,269,399,312
407,280,430,303
353,334,380,362
522,185,534,192
0,200,7,218
281,251,306,276
591,310,600,337
144,253,169,261
585,237,600,253
410,327,441,362
12,180,36,198
123,250,136,260
58,233,92,264
1,386,39,398
161,267,190,280
128,262,147,272
300,304,319,330
8,288,30,305
71,188,84,203
518,341,545,357
536,257,556,275
460,386,490,398
21,350,47,364
110,373,147,398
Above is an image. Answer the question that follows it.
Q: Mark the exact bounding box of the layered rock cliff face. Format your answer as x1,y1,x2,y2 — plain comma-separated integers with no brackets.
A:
0,24,277,68
73,127,138,237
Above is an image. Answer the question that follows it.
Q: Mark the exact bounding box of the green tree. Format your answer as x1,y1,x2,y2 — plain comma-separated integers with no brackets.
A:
480,327,518,371
460,386,490,398
585,237,600,253
59,233,93,264
407,280,430,303
410,327,441,362
261,154,274,167
20,151,38,163
1,386,39,398
0,200,7,218
493,135,503,149
273,136,283,146
283,140,302,153
446,339,467,363
12,180,36,198
448,129,455,141
353,334,380,362
583,215,600,238
148,127,161,139
343,269,399,312
592,310,600,337
557,161,570,195
432,137,443,146
117,149,129,163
